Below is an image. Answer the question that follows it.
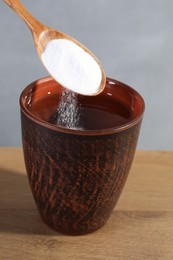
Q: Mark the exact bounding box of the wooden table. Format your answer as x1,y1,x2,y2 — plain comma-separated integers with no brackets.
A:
0,148,173,260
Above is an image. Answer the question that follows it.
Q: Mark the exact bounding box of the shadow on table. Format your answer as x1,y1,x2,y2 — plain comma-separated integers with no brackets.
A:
0,168,62,236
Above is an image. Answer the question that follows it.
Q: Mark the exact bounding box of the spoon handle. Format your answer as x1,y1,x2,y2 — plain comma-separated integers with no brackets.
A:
3,0,46,36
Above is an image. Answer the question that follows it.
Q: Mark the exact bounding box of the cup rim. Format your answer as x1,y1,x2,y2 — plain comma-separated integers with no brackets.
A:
20,76,145,136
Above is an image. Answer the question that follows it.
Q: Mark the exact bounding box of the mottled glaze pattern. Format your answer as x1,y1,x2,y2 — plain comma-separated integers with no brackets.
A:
20,77,144,235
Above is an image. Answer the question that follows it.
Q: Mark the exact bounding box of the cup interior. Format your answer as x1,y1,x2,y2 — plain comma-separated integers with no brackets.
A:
20,77,145,134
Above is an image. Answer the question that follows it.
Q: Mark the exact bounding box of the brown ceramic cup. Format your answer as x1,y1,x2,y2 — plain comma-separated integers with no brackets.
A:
20,76,145,235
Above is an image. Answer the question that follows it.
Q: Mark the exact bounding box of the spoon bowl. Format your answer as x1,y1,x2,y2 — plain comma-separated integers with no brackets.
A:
3,0,106,95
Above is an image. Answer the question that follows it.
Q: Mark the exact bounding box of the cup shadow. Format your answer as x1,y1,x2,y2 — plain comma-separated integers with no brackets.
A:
0,168,62,236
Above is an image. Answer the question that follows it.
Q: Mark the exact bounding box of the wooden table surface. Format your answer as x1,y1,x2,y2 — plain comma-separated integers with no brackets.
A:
0,148,173,260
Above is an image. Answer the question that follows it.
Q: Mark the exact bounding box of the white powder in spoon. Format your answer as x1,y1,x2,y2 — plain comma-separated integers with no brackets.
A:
41,39,102,95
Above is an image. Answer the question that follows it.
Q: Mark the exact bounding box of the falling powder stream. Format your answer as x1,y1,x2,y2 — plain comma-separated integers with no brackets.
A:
56,89,82,129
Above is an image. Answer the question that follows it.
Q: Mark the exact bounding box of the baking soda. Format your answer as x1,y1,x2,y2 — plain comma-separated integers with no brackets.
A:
41,39,102,95
56,89,82,129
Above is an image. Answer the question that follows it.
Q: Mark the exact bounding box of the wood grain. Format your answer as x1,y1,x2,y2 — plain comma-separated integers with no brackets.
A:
0,148,173,259
3,0,45,36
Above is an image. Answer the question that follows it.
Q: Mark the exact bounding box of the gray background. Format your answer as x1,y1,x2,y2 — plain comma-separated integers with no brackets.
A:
0,0,173,149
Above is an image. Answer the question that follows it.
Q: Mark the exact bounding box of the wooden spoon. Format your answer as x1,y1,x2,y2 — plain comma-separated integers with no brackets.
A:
3,0,106,96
